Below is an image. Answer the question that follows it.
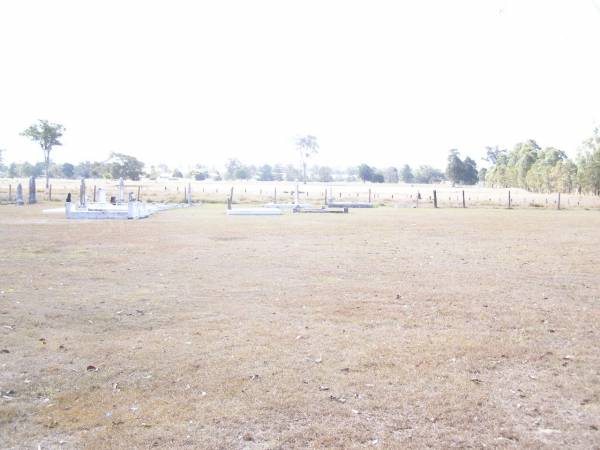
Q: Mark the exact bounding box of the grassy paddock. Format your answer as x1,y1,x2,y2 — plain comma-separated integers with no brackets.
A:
1,178,599,209
0,204,599,448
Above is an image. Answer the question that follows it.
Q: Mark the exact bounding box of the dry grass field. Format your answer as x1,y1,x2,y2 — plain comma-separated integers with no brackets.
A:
1,203,599,449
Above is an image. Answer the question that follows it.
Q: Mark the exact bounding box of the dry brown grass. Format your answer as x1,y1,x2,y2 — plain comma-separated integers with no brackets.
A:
0,203,599,449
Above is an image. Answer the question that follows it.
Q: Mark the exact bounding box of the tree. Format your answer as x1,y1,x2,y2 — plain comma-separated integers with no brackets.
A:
108,152,145,180
235,165,252,180
372,172,385,183
358,164,375,182
61,162,75,178
577,128,600,195
400,164,414,183
272,164,285,181
318,166,333,182
446,149,465,185
20,120,65,188
172,169,183,178
483,146,507,165
284,164,302,181
478,167,488,184
384,166,399,183
509,140,540,189
462,157,478,185
225,158,241,180
258,164,274,181
414,165,445,184
295,135,319,183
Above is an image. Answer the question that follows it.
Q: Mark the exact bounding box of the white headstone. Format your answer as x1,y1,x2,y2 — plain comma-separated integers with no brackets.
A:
97,188,107,203
118,178,125,203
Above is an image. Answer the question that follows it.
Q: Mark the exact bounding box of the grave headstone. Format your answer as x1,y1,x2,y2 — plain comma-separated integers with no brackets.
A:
80,179,87,207
97,188,107,203
118,178,125,203
15,184,24,206
28,177,37,204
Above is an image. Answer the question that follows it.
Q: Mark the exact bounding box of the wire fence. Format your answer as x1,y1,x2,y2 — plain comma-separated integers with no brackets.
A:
1,178,599,210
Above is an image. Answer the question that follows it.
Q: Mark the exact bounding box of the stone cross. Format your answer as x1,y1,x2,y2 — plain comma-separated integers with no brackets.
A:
28,177,37,204
15,184,24,206
118,178,125,203
80,179,87,207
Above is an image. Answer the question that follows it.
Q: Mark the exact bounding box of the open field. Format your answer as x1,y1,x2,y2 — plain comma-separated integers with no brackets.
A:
2,178,600,209
1,203,599,448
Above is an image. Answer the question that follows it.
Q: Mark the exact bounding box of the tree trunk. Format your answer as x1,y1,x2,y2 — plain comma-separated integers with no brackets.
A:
45,157,50,189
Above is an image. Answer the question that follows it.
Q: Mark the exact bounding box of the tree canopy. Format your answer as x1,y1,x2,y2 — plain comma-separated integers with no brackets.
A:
20,120,65,188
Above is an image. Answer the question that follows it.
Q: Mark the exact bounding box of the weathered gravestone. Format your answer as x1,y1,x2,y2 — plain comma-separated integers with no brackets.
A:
118,178,125,203
28,177,37,204
15,184,24,206
79,179,87,207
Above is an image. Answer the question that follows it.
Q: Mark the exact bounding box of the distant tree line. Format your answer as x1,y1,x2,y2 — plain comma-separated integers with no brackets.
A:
0,152,146,181
482,129,600,194
3,120,600,193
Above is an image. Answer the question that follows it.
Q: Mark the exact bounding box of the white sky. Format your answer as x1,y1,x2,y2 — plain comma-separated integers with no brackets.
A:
1,0,599,170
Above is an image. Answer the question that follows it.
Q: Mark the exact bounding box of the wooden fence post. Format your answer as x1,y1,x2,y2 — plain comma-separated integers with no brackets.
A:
557,192,561,210
137,186,141,201
93,185,97,202
368,188,372,204
274,187,277,203
508,190,511,209
8,184,12,202
433,190,438,208
49,185,52,201
462,190,465,208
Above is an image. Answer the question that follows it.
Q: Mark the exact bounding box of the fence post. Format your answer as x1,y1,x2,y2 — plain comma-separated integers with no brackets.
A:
462,190,465,208
274,187,277,203
93,185,97,202
137,185,141,201
508,190,511,209
433,190,437,208
368,188,372,204
8,184,12,202
49,185,52,201
229,186,234,206
557,192,561,210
